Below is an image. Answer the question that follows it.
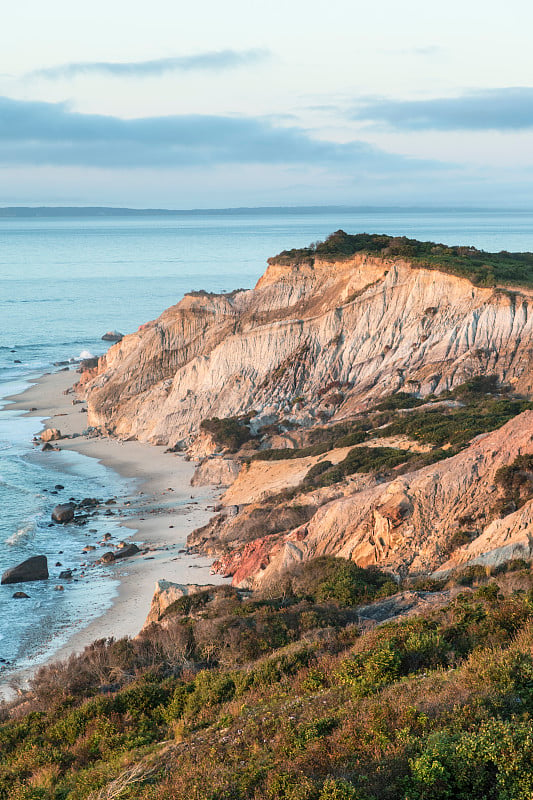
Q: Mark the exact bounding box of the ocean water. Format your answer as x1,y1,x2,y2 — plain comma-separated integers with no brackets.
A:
1,206,533,681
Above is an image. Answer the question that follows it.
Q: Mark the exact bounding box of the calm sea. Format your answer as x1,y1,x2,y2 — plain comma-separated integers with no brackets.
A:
1,207,533,681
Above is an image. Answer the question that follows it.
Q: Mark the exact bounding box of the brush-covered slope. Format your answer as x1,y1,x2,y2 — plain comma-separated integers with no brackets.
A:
83,232,533,445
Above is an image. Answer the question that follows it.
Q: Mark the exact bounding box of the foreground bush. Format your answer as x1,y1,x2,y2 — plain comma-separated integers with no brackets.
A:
3,571,533,799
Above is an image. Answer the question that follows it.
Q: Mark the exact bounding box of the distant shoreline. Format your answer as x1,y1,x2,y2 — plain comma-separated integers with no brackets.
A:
0,204,530,218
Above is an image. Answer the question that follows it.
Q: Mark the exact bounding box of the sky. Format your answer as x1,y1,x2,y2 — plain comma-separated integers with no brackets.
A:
1,0,533,208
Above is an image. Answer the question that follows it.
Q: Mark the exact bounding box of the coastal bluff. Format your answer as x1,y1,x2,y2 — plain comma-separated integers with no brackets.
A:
83,233,533,447
79,232,533,588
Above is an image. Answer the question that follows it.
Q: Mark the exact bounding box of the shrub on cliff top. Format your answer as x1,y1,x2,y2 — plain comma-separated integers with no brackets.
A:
268,230,533,288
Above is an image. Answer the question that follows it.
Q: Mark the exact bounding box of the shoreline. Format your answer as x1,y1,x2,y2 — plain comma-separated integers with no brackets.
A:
2,369,226,688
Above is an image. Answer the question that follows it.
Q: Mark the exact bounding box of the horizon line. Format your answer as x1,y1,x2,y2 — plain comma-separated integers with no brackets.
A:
0,204,532,216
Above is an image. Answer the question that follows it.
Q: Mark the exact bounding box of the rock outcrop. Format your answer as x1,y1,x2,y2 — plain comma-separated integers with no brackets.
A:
142,580,214,629
41,428,62,443
191,457,241,488
209,410,533,587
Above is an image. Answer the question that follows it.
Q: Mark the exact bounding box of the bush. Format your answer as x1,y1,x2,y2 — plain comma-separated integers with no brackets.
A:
268,230,533,288
304,446,408,487
288,557,397,607
200,416,253,452
319,778,361,799
375,393,425,411
407,720,533,800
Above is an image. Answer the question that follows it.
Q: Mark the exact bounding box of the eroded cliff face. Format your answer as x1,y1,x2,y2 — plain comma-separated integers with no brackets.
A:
208,411,533,588
82,248,533,588
83,254,533,445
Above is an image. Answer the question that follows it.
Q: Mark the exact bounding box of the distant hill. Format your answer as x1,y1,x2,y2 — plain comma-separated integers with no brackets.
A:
0,204,512,218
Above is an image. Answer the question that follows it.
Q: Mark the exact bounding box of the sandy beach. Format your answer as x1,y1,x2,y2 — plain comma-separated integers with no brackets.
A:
4,368,227,683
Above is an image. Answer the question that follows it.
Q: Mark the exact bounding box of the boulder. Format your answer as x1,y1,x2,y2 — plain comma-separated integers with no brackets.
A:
51,503,76,523
1,556,48,585
101,331,123,342
113,543,140,560
59,569,73,579
12,591,30,599
41,428,62,443
99,552,116,564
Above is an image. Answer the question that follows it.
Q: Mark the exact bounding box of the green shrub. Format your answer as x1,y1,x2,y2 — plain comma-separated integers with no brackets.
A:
200,416,253,452
267,772,319,800
407,720,533,800
375,393,425,411
269,230,533,288
337,643,402,695
319,778,362,799
304,447,408,487
289,557,397,607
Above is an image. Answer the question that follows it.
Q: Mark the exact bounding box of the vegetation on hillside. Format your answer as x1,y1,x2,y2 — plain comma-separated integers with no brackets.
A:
250,378,533,480
269,230,533,288
3,559,533,799
200,416,255,453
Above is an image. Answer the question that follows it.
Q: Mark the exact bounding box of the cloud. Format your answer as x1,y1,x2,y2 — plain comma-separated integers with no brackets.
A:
352,87,533,131
0,95,438,171
29,49,269,80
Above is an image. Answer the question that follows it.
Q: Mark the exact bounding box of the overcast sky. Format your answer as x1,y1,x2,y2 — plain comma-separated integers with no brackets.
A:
2,0,533,207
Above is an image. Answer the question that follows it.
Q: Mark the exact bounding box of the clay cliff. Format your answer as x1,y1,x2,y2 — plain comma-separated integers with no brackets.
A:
84,243,533,446
80,232,533,587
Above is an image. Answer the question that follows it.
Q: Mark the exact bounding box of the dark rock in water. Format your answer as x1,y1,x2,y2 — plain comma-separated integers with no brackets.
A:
78,498,99,508
42,442,59,452
55,562,62,567
55,484,64,491
113,543,140,560
13,359,21,364
59,569,73,579
101,330,123,342
99,552,116,564
12,591,30,599
51,503,76,523
2,556,48,585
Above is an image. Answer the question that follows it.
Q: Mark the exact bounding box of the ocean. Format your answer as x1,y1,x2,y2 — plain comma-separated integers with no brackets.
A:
1,206,533,682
